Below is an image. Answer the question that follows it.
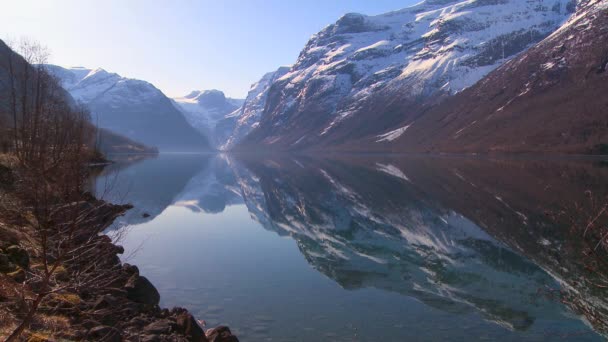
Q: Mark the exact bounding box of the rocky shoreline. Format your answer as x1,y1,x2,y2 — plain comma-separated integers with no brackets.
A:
71,210,240,342
0,156,238,341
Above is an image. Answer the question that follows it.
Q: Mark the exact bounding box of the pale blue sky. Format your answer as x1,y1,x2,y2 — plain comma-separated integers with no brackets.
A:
1,0,418,98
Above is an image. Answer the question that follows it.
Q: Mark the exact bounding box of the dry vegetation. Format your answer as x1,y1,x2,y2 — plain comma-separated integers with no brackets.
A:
0,40,128,341
0,40,236,342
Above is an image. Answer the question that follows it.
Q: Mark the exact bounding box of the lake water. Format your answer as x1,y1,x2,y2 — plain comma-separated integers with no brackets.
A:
97,154,608,341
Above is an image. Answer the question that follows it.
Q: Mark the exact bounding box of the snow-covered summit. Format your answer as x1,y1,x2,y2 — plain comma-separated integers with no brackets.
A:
172,89,243,148
45,65,210,151
46,65,165,107
175,89,243,108
243,0,577,148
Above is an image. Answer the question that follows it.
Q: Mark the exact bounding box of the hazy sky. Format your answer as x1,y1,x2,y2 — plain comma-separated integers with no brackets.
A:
1,0,418,98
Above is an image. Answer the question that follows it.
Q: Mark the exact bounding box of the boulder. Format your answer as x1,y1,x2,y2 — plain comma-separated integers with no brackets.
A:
126,315,150,329
141,335,161,342
8,268,25,282
122,263,139,276
88,325,121,342
115,245,125,255
0,253,14,273
176,312,207,342
205,326,239,342
144,319,174,334
125,275,160,306
6,245,29,269
93,294,119,310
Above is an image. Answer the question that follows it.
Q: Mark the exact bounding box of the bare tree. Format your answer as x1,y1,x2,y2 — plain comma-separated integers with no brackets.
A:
0,39,128,341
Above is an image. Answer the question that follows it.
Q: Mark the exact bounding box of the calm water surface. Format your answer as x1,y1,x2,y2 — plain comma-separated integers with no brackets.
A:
97,154,608,341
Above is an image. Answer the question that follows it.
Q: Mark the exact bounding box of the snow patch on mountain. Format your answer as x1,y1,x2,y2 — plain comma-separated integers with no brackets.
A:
376,124,411,142
223,66,291,149
172,89,243,148
250,0,576,145
45,65,210,151
46,66,165,107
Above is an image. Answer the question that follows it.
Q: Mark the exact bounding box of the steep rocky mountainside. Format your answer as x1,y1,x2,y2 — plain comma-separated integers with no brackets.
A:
172,90,243,149
171,66,292,151
46,65,211,152
96,128,158,155
375,0,608,154
222,67,290,150
239,0,576,150
0,40,156,155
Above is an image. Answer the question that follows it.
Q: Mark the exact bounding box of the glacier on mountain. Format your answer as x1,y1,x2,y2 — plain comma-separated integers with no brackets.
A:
172,89,243,149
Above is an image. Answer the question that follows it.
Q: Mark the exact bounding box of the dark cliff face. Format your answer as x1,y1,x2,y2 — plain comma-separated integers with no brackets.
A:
238,0,574,152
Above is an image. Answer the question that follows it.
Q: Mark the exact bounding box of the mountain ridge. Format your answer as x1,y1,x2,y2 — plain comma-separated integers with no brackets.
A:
222,66,291,150
46,65,212,152
0,40,157,156
235,0,580,152
371,0,608,154
172,89,243,149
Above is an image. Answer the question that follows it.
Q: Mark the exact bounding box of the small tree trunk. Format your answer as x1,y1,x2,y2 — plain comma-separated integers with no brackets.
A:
6,293,46,342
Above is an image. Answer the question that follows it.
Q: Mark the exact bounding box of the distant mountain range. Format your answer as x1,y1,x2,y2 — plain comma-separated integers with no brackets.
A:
238,0,591,152
46,66,211,152
172,89,243,149
46,0,607,154
0,40,157,155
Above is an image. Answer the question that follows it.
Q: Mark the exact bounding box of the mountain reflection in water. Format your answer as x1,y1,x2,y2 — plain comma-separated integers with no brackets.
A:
97,154,608,341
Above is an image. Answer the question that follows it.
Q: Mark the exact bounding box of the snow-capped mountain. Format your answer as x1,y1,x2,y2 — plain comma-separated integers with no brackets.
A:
222,66,290,149
171,67,291,150
172,90,243,148
377,0,608,154
0,42,157,155
238,0,576,150
46,65,211,152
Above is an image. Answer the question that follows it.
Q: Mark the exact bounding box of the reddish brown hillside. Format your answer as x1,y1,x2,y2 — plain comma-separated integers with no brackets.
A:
377,1,608,154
